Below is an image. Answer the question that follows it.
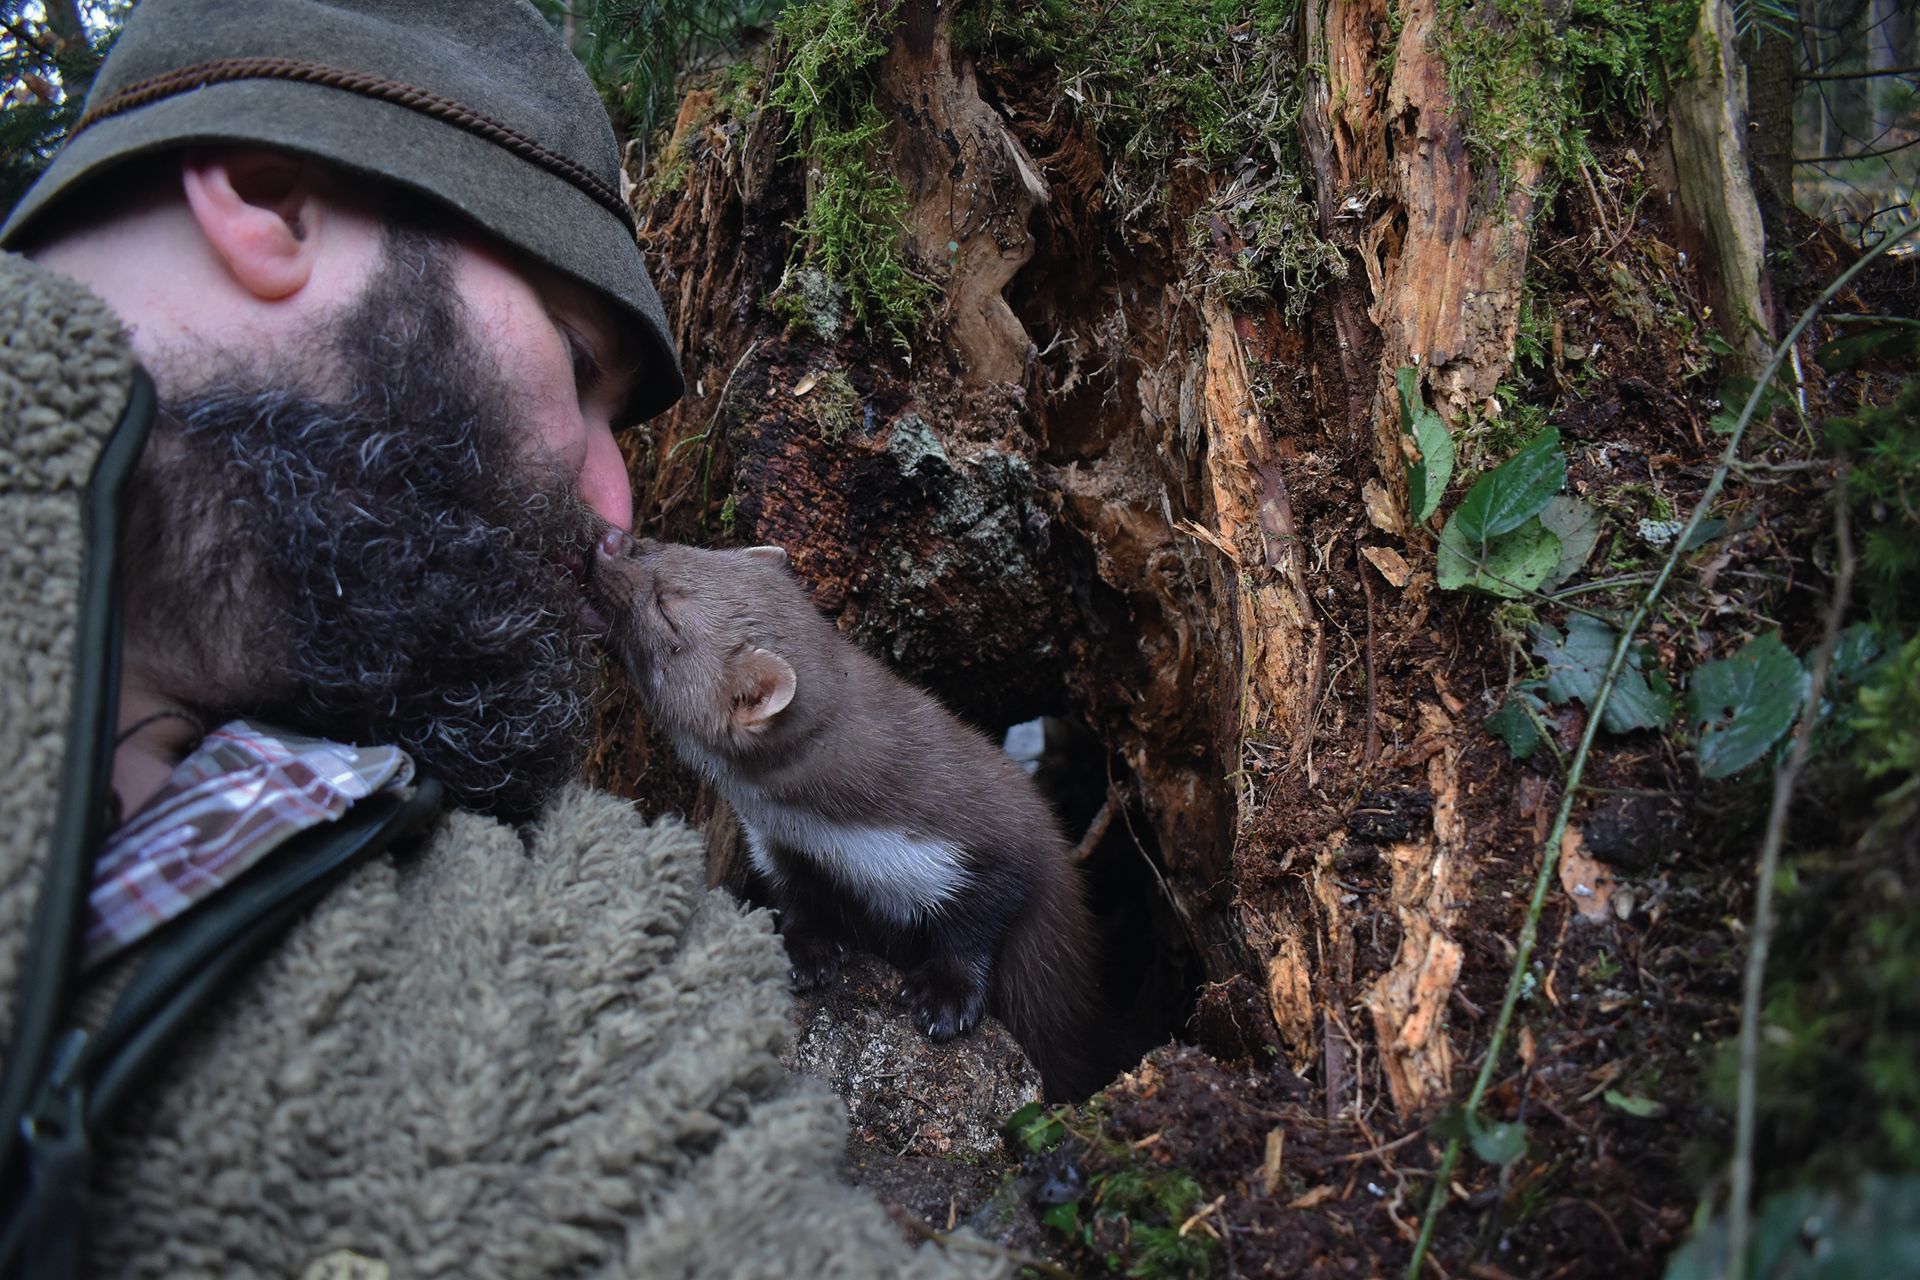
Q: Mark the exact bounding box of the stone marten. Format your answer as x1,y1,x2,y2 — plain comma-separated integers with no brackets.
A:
588,531,1108,1100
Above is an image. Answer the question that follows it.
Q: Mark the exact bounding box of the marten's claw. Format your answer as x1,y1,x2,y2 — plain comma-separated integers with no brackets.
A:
783,931,846,991
899,960,987,1041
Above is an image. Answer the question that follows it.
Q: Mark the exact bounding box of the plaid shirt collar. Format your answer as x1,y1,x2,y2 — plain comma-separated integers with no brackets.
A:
87,719,414,970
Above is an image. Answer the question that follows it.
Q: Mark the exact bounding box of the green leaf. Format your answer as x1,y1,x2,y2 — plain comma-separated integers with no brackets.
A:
1399,366,1454,524
1532,614,1674,733
1487,692,1546,761
1603,1089,1667,1118
1710,376,1789,437
1679,517,1727,552
1830,622,1887,693
1005,1100,1068,1152
1538,495,1600,589
1451,426,1566,543
1469,1117,1528,1167
1438,514,1561,597
1815,321,1920,371
1041,1202,1081,1235
1687,631,1808,779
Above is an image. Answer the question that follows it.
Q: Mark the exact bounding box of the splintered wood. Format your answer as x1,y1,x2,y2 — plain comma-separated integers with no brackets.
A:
1199,296,1322,772
1366,741,1470,1115
878,0,1048,388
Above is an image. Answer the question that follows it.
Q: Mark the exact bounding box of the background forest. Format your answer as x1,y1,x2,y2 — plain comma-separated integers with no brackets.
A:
4,0,1918,1275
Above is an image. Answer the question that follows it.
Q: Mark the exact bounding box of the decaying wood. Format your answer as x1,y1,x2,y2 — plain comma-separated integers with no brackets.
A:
1198,295,1322,774
879,0,1049,389
1670,0,1774,361
615,0,1552,1122
1224,0,1542,1118
1365,746,1469,1114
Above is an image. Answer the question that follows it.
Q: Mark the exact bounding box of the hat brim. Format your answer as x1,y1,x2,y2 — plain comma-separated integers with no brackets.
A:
1,77,685,423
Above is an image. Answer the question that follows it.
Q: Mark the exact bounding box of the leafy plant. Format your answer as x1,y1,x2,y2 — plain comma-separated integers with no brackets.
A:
1437,426,1567,597
1828,372,1920,629
1686,632,1808,779
1853,633,1920,788
1399,367,1455,525
1533,613,1675,733
531,0,784,144
1664,1176,1920,1280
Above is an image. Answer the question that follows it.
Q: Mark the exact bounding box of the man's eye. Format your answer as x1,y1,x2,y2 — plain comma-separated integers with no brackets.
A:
563,328,605,395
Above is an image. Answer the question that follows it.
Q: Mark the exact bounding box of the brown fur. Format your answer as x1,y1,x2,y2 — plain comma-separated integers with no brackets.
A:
589,533,1108,1099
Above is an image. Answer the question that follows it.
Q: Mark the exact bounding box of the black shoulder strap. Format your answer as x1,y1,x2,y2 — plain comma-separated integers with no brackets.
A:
0,367,155,1192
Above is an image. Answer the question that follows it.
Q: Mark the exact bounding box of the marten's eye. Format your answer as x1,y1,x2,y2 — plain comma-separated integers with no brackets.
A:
654,589,681,633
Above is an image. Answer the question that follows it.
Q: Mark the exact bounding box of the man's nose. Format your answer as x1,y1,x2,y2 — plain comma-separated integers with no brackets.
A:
576,421,633,531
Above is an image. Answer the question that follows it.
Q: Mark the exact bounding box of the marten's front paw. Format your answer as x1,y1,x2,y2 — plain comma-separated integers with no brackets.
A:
783,931,847,991
900,959,989,1041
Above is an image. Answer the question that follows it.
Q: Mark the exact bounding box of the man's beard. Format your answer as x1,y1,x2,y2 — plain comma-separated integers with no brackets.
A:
124,228,602,820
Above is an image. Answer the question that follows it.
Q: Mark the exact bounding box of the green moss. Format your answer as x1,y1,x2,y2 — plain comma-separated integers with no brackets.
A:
645,56,771,202
806,368,862,442
1003,1100,1221,1278
1433,0,1698,187
768,0,939,350
767,266,850,341
1192,173,1348,322
961,0,1340,321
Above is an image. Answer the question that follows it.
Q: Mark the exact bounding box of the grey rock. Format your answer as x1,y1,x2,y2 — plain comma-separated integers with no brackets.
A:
781,952,1041,1159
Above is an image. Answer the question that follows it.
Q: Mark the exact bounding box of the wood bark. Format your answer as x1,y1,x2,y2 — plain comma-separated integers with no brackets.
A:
1671,0,1774,360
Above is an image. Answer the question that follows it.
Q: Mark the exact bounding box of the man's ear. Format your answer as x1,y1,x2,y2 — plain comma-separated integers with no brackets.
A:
730,647,796,731
179,148,326,300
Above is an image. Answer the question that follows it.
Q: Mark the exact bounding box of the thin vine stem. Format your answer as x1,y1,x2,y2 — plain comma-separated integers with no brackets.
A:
1726,482,1854,1276
1405,216,1919,1280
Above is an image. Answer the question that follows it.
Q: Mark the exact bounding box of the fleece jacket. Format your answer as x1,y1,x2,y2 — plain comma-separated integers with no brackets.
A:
0,252,1004,1279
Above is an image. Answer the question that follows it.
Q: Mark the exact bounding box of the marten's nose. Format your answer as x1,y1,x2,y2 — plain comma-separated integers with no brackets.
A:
597,527,634,559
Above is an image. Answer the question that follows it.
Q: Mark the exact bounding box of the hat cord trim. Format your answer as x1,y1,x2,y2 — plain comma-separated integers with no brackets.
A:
73,56,637,236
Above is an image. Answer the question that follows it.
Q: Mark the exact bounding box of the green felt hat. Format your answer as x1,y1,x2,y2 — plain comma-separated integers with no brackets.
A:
0,0,684,422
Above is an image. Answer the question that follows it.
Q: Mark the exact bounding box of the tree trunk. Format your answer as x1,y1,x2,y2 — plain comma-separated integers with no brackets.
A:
608,0,1775,1143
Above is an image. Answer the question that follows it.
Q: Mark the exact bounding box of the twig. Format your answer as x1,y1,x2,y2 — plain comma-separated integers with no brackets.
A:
1727,483,1855,1277
1359,543,1382,775
1796,62,1920,81
1337,1124,1428,1163
1073,792,1116,864
1404,216,1920,1280
1800,133,1920,164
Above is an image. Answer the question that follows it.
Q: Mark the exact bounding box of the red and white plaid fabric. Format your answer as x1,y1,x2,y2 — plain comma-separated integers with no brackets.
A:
86,720,413,970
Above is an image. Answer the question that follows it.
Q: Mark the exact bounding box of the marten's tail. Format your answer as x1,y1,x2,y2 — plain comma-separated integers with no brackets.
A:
993,853,1112,1102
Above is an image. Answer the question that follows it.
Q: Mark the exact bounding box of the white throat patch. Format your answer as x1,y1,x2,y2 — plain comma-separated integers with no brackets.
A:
732,791,966,926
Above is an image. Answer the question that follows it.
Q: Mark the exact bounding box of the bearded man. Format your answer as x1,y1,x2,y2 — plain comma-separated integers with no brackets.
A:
0,2,997,1276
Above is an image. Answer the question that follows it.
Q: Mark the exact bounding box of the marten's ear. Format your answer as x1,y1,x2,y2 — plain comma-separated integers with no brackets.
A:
731,647,796,731
743,545,788,568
